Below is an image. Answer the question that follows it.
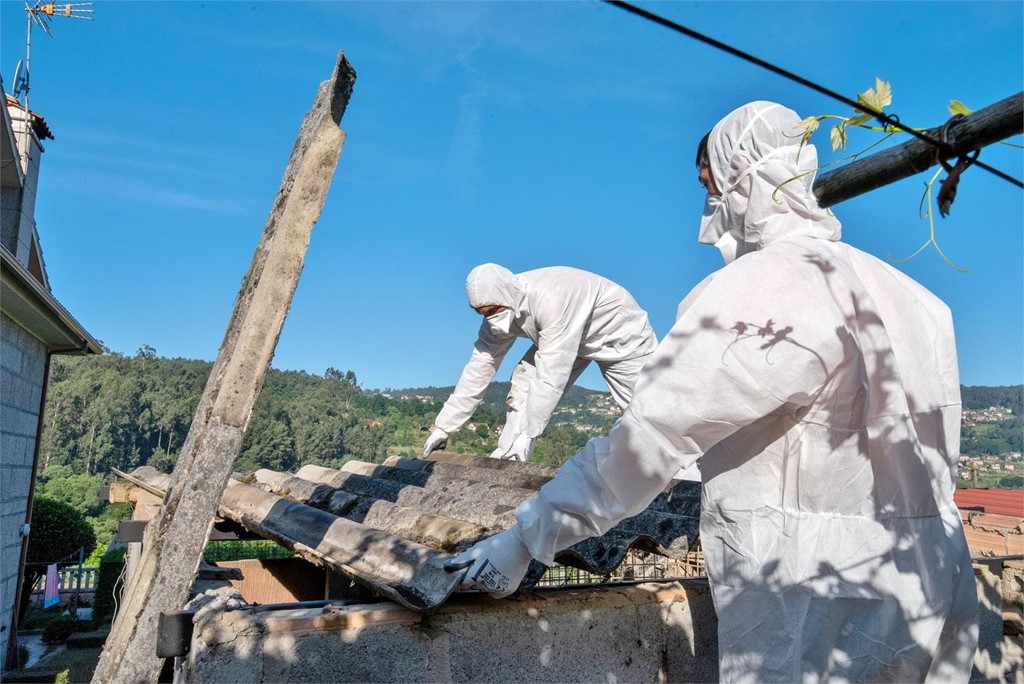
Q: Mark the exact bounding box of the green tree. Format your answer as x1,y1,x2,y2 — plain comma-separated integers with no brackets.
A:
342,422,394,462
147,448,177,474
236,420,297,472
92,546,127,625
87,503,133,560
533,425,589,466
74,362,146,474
286,380,353,464
961,385,1023,414
20,497,96,620
35,466,105,517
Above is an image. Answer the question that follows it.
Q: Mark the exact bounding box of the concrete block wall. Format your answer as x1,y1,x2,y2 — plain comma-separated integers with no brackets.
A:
0,312,46,666
187,581,720,683
186,567,1023,683
0,186,25,259
2,114,44,270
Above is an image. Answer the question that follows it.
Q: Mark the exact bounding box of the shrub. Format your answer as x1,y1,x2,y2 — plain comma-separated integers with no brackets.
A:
92,546,127,625
19,605,65,631
204,540,292,562
42,614,77,644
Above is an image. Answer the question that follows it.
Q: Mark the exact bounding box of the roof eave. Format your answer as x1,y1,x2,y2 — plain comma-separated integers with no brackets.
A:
1,244,102,354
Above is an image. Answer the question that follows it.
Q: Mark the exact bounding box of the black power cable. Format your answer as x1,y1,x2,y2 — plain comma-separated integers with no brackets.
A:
604,0,1023,189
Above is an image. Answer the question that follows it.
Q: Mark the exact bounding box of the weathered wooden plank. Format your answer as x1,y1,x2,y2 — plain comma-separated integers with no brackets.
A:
92,52,356,684
814,91,1023,207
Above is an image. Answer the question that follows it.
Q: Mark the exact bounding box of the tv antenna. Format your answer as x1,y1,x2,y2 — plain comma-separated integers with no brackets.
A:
12,2,94,167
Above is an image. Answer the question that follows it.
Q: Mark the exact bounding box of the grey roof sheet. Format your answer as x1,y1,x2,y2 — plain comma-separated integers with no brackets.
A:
126,452,700,612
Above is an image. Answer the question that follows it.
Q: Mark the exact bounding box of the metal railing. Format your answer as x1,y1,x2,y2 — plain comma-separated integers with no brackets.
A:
536,543,706,588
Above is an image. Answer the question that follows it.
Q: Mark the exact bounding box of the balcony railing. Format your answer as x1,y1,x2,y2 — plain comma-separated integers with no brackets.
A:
30,566,99,594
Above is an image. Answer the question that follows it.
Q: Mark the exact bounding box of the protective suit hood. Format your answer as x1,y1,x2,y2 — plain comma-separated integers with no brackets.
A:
466,263,525,314
701,101,841,261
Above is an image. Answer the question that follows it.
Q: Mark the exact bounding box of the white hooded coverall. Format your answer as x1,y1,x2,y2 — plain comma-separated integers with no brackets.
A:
432,265,658,455
508,102,978,681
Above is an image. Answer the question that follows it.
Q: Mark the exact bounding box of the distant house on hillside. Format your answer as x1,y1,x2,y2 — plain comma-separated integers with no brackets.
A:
0,81,101,672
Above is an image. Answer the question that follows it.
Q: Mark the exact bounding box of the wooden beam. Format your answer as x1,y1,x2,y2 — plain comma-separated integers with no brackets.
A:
813,91,1023,207
91,52,356,684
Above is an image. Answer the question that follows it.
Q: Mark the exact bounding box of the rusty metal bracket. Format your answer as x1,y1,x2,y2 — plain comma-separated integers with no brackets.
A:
935,114,981,217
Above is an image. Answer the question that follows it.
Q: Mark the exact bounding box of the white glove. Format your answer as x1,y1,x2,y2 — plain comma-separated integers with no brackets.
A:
444,528,533,598
488,434,534,462
422,427,449,458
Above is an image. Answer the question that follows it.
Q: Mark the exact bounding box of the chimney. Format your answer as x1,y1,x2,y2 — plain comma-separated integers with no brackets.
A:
1,91,53,288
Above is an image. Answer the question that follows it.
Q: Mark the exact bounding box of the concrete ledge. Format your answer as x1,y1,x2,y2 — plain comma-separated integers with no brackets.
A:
187,580,718,683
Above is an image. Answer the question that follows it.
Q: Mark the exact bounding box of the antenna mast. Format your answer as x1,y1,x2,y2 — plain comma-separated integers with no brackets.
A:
13,1,94,169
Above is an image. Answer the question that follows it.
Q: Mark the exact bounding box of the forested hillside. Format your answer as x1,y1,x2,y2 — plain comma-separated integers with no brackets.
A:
41,352,1022,482
960,385,1023,457
391,383,607,412
37,348,601,492
961,385,1024,414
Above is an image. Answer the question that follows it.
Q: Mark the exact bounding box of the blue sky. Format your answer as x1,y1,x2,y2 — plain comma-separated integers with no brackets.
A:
2,1,1021,391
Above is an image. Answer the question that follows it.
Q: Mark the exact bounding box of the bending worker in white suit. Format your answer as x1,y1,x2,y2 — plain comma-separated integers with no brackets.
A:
422,264,658,462
448,102,978,682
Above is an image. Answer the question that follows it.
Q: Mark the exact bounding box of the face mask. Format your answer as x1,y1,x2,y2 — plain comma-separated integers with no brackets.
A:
698,194,748,265
486,309,514,336
698,194,728,245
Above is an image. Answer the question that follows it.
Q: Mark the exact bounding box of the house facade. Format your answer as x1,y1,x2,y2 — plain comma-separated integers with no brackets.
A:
0,80,101,671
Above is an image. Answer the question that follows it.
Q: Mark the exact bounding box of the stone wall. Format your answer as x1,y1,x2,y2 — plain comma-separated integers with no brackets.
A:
972,559,1024,683
187,581,720,683
185,566,1024,683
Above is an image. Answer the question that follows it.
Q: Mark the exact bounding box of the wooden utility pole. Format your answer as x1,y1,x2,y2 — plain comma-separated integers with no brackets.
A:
814,91,1023,207
91,51,355,684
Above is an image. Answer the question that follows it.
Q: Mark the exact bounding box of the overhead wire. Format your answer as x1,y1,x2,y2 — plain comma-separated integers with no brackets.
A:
603,0,1023,189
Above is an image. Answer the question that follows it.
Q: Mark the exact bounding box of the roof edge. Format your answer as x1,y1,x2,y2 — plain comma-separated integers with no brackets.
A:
1,244,102,354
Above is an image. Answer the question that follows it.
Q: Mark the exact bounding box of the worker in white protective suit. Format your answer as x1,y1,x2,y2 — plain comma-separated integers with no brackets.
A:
448,101,979,682
422,264,658,462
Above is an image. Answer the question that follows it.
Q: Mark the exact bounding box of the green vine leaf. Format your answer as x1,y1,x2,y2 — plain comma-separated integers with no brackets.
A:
948,100,973,116
830,123,848,151
846,113,873,127
797,116,820,145
857,77,892,113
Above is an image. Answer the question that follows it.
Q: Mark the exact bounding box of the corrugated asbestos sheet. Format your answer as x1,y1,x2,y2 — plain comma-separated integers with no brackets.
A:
123,452,700,613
